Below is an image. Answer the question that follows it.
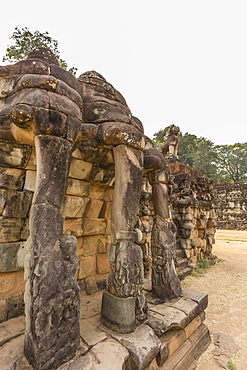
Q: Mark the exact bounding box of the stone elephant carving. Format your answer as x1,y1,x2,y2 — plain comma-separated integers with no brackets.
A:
0,48,181,370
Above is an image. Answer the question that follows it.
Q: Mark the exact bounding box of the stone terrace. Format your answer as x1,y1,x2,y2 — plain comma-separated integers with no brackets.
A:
0,287,210,370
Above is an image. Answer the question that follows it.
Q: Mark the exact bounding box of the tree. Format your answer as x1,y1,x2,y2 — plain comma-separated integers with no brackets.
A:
190,137,218,181
152,127,170,147
2,26,77,75
214,143,247,183
177,132,198,167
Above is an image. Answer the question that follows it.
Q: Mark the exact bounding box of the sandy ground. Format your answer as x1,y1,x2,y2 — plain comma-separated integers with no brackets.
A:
182,230,247,370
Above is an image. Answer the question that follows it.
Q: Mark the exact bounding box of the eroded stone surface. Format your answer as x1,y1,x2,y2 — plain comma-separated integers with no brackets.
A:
147,307,187,337
80,318,107,346
0,335,25,370
0,49,214,369
90,339,130,370
111,324,161,370
0,316,25,345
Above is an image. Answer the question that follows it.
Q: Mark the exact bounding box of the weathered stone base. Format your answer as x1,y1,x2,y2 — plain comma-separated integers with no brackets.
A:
101,290,138,333
0,288,211,370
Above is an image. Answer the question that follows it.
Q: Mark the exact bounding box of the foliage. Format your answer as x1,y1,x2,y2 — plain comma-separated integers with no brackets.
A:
190,258,218,277
152,127,170,147
177,133,198,167
214,143,247,184
2,26,77,75
227,360,237,370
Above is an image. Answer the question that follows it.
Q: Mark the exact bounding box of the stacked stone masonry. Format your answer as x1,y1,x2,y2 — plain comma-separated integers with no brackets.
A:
214,183,247,230
0,48,213,369
168,162,216,273
0,148,114,322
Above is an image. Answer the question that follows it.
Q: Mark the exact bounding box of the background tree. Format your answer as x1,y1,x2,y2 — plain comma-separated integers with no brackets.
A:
152,126,170,147
2,26,77,75
214,143,247,184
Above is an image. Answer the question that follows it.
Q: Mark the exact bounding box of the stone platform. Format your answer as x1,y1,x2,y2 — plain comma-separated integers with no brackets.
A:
0,288,210,370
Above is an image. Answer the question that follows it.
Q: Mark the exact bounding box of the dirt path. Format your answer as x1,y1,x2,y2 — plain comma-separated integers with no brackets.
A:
182,230,247,370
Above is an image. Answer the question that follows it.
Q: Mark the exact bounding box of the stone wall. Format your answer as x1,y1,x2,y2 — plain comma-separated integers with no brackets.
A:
0,144,114,322
0,149,217,324
167,162,216,271
214,183,247,229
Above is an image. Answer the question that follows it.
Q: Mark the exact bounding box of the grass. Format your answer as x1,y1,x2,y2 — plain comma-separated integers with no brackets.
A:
227,359,237,370
190,258,218,277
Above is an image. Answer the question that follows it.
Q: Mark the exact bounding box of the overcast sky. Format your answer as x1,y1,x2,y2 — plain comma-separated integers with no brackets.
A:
1,0,246,145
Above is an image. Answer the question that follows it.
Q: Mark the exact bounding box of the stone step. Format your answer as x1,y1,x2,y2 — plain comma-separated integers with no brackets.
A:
178,266,192,281
176,258,189,271
176,248,186,259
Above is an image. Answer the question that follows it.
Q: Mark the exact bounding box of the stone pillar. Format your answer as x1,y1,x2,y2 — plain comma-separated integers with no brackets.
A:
148,167,182,300
24,135,80,370
101,144,148,333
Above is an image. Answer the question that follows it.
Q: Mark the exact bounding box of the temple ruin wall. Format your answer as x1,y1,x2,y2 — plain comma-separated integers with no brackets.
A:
214,183,247,230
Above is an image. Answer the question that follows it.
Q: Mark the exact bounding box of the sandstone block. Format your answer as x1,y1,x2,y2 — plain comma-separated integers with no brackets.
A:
0,316,25,345
0,241,27,272
80,318,107,346
156,328,186,366
64,218,83,237
0,270,25,300
2,190,33,218
169,298,199,325
66,178,90,197
61,195,90,218
184,314,203,339
83,218,106,236
188,323,211,360
57,352,95,370
0,167,25,190
75,248,85,257
24,170,36,192
0,217,22,242
0,189,5,213
111,324,161,370
89,184,106,200
0,334,25,370
105,218,111,234
90,338,129,369
160,338,195,370
103,187,114,202
69,158,92,180
99,201,112,219
82,236,98,256
84,198,104,218
97,236,109,254
0,299,7,322
182,288,208,314
25,148,36,170
97,252,110,274
7,295,25,320
13,355,33,370
80,294,102,320
95,273,108,291
20,218,29,240
0,141,32,169
85,275,98,295
78,255,97,279
147,306,187,337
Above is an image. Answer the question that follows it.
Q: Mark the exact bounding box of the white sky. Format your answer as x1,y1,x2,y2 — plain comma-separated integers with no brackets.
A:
1,0,247,145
